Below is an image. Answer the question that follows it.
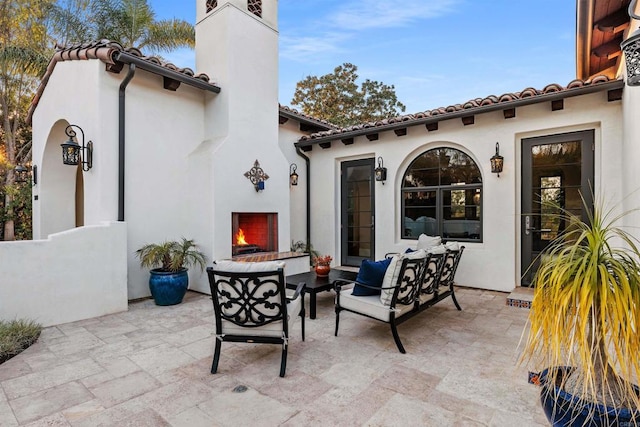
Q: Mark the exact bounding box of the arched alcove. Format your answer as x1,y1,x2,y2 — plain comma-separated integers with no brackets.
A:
39,120,84,237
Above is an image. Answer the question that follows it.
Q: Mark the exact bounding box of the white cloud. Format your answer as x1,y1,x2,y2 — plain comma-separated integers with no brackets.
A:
330,0,462,30
280,33,350,62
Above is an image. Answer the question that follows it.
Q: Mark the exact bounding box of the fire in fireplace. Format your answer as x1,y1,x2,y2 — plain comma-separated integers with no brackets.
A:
232,212,278,256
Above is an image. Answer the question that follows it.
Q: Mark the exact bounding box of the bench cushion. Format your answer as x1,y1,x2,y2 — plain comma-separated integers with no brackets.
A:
339,284,415,321
417,234,441,250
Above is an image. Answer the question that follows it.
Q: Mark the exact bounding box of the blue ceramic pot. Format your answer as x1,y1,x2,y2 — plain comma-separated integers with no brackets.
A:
540,367,639,426
149,268,189,306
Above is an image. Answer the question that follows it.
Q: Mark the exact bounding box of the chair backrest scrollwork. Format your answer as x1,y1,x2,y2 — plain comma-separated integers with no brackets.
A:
208,267,288,333
392,255,428,307
438,246,465,290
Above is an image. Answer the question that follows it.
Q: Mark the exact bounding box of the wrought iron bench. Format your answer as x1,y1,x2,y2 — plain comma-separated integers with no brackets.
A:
334,246,464,353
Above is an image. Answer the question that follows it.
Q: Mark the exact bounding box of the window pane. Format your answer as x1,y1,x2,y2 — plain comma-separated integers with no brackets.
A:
402,147,482,241
443,187,481,240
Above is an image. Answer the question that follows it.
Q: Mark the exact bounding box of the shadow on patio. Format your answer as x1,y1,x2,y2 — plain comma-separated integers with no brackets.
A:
0,287,547,426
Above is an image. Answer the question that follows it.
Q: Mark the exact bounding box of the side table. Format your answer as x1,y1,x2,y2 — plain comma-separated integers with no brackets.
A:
285,269,358,319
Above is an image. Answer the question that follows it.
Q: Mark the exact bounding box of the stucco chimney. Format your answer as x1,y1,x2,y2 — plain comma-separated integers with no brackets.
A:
192,0,289,263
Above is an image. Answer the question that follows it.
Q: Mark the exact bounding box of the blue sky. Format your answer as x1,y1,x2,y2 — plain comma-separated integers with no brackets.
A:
151,0,576,114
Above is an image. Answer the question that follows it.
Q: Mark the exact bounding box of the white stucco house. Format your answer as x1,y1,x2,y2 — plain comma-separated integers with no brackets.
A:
4,0,640,325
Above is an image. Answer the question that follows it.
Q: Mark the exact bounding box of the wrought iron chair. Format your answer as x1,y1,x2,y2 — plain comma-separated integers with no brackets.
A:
207,260,305,377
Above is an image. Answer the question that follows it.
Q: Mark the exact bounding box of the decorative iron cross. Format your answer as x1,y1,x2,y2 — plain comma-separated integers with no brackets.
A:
244,159,269,192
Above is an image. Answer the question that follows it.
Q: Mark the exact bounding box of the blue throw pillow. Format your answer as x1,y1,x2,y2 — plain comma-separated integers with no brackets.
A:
352,258,392,296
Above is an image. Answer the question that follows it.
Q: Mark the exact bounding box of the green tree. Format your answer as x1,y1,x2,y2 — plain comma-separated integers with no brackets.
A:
50,0,194,54
0,0,51,240
291,63,406,128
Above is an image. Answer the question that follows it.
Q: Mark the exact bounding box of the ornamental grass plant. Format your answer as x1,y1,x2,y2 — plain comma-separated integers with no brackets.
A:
0,319,42,364
520,195,640,414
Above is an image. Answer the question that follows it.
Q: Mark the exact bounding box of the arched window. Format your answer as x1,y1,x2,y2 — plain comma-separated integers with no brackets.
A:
247,0,262,17
402,147,482,242
206,0,218,13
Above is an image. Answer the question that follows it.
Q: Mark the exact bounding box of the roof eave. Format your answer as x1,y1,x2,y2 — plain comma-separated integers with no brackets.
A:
278,108,334,132
295,79,624,148
113,52,221,93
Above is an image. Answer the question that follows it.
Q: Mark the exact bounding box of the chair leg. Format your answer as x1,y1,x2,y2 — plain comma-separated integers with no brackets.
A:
300,309,306,342
451,289,462,311
280,343,288,377
334,308,340,336
211,338,222,374
390,321,406,354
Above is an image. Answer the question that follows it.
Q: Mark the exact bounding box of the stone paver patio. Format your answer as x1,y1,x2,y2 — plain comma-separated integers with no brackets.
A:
0,287,547,426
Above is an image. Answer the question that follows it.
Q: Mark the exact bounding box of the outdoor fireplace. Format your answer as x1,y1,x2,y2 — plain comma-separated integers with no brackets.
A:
232,212,278,256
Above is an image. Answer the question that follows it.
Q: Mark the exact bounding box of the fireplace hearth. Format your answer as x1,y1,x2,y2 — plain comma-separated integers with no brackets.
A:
232,212,278,256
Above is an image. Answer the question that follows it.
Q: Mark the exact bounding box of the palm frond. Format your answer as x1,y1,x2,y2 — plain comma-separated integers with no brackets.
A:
0,46,49,76
145,19,195,53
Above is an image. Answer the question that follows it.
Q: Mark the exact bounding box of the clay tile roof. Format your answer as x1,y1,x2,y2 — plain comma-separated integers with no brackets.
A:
278,105,338,131
28,40,218,123
296,76,623,145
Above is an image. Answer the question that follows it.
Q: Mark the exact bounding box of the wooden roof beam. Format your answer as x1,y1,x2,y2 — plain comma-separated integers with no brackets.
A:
594,8,630,34
592,36,624,60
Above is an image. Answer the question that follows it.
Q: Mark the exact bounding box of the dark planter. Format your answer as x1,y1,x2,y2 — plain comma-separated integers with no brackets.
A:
149,268,189,306
540,367,639,426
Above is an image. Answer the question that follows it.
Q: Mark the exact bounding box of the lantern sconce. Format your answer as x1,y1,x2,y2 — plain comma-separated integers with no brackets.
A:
490,142,504,177
14,165,28,184
289,163,299,186
375,157,387,184
244,159,269,192
622,0,640,86
61,124,93,171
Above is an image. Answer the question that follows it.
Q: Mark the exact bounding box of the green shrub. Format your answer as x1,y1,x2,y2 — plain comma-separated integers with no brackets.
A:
0,319,42,364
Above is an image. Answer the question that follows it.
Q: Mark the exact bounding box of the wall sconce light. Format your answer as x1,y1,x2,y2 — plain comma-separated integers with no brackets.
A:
622,0,640,86
289,163,299,186
61,124,93,171
14,165,29,184
375,157,387,184
490,142,504,177
244,159,269,192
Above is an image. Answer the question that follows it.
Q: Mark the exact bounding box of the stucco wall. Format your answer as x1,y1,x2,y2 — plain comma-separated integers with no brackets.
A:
0,222,127,327
30,59,214,300
115,70,209,299
31,60,120,239
279,119,309,247
303,91,623,292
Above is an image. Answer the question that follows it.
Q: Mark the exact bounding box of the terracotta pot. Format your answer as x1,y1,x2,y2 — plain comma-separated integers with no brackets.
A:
315,263,330,277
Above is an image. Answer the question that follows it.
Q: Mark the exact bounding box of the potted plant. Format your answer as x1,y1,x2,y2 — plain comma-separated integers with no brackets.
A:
520,197,640,425
291,240,320,265
313,255,332,277
136,237,207,306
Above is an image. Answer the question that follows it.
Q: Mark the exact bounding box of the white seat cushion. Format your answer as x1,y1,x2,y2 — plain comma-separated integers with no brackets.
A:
220,292,302,337
214,260,285,272
339,286,414,322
